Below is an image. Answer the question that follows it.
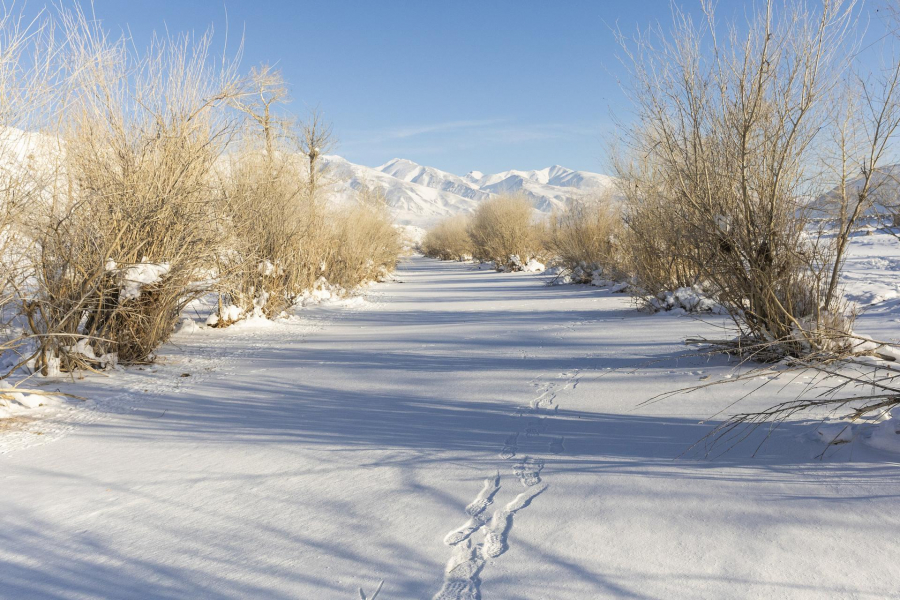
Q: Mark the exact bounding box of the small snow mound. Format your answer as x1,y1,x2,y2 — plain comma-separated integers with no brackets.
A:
815,421,854,444
522,259,545,273
177,318,202,335
647,286,723,313
207,305,243,327
865,407,900,453
0,380,65,419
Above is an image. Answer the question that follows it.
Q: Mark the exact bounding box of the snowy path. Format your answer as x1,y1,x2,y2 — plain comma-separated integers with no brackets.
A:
2,256,900,599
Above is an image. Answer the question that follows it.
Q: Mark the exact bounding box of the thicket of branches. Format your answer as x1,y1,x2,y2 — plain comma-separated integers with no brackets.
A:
545,193,624,282
422,215,473,261
613,0,900,360
466,194,546,271
418,1,900,437
0,6,401,377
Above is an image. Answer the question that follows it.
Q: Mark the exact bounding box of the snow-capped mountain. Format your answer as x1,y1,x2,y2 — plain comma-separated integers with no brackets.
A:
323,156,617,226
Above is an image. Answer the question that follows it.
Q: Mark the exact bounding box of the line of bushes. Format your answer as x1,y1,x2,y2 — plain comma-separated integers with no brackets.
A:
424,1,900,370
0,6,400,377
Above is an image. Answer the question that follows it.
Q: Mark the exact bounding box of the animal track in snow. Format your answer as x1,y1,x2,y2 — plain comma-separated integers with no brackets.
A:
443,474,500,546
513,456,544,487
481,484,547,559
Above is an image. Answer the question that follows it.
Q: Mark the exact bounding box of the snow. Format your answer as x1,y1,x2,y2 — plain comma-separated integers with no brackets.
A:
105,259,171,301
0,381,65,420
3,253,900,598
324,155,618,227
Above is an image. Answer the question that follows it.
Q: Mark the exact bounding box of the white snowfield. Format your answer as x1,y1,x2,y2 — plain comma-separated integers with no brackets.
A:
2,255,900,599
324,155,616,227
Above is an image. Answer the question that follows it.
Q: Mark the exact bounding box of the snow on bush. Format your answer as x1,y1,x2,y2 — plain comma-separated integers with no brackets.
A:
105,259,172,301
646,286,724,314
507,255,545,273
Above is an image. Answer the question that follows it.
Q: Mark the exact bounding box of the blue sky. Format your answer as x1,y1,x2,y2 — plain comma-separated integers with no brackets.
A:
56,1,893,175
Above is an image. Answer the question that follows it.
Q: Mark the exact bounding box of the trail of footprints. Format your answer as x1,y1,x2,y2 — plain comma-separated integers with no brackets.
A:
433,369,581,600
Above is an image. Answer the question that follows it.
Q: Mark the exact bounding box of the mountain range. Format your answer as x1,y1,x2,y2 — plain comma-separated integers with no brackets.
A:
323,156,617,226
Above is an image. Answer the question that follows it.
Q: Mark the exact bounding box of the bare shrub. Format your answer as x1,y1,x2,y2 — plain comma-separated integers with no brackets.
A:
212,67,328,322
467,194,543,270
546,193,623,282
18,10,241,372
213,148,315,321
422,215,473,261
0,10,59,372
614,0,860,358
324,185,401,289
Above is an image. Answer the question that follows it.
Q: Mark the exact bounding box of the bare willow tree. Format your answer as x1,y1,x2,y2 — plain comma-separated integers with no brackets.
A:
614,0,860,358
620,1,900,450
17,8,243,372
300,108,335,201
230,64,290,161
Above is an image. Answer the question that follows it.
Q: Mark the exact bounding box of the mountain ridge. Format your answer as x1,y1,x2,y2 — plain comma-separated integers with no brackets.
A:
324,155,617,226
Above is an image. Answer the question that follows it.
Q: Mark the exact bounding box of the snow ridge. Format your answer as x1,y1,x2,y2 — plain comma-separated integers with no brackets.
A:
324,156,616,227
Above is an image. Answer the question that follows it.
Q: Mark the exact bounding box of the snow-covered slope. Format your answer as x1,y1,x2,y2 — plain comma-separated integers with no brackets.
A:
324,156,617,226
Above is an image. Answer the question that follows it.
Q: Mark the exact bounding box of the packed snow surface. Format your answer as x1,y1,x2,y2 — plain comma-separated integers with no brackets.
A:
2,250,900,599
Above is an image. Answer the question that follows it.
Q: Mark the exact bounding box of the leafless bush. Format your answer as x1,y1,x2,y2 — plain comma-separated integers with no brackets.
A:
0,9,58,372
467,194,544,270
214,149,317,321
17,9,241,372
212,67,330,322
546,193,623,282
422,215,473,261
613,0,865,358
324,185,401,290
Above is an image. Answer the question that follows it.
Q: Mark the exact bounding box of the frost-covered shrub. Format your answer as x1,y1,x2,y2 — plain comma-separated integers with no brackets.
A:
467,194,545,271
546,196,623,282
422,215,472,261
324,194,402,290
20,12,241,371
613,1,859,358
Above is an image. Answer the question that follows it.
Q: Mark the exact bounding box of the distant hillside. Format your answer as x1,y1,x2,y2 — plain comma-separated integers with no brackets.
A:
323,156,617,226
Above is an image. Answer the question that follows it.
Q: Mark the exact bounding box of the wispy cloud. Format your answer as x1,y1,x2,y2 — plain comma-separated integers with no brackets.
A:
388,118,512,139
343,117,512,147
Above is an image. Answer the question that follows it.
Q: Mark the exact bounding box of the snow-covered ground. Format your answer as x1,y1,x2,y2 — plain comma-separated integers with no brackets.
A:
3,237,900,598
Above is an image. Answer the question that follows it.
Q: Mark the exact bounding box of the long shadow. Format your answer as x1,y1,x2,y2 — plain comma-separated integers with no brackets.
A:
79,374,900,484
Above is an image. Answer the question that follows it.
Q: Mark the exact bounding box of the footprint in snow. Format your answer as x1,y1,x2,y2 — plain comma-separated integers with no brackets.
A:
548,436,565,454
481,484,547,559
512,456,544,487
524,417,546,438
432,539,484,600
499,432,518,460
443,474,500,546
